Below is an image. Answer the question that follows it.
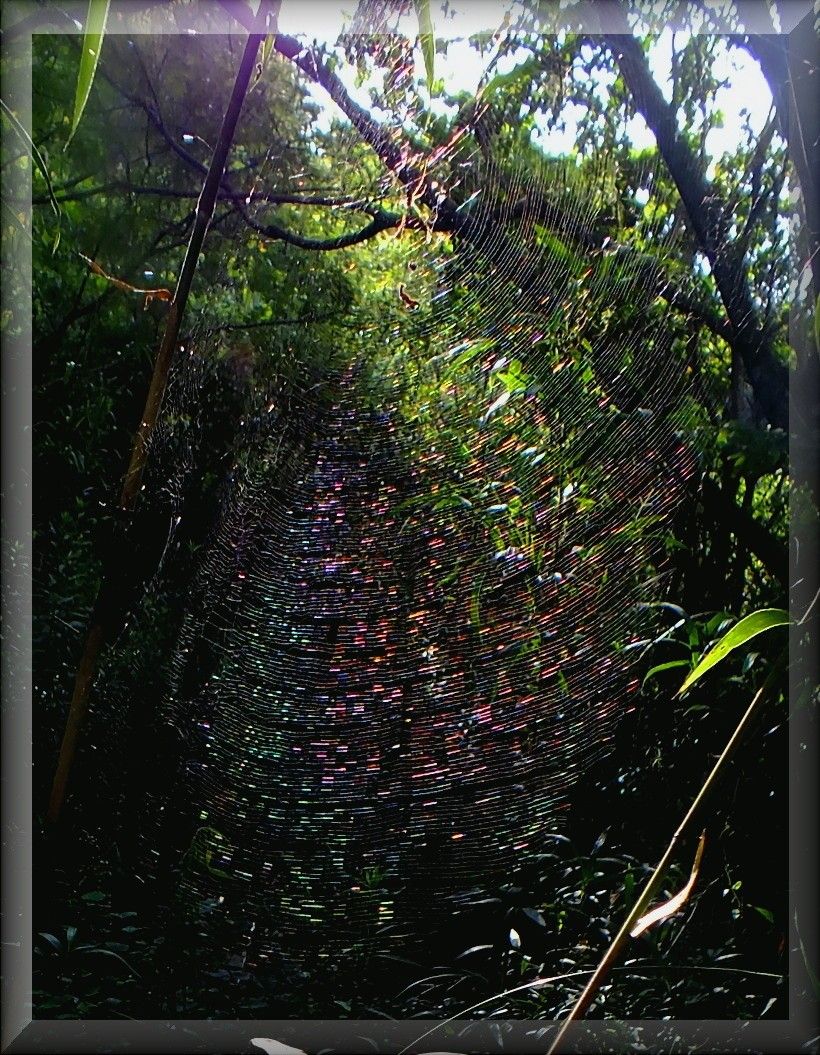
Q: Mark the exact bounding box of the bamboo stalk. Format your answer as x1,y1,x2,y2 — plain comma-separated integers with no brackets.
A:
546,650,786,1054
46,5,276,825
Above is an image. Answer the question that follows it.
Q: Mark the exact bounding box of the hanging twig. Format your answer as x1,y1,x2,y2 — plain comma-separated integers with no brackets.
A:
46,1,278,825
78,252,172,308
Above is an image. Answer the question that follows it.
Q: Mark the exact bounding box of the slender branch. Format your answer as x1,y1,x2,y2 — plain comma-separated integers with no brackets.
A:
272,34,411,177
217,2,421,180
92,44,413,251
736,112,778,255
239,210,395,250
30,181,382,210
46,2,276,826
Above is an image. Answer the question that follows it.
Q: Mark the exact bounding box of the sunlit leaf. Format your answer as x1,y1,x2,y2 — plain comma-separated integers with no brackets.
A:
414,0,436,92
455,944,495,959
66,0,111,150
482,56,538,102
80,889,106,902
678,608,789,695
522,906,547,927
479,389,510,424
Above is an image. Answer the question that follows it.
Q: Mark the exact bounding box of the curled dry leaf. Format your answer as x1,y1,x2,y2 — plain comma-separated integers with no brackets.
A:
630,829,707,938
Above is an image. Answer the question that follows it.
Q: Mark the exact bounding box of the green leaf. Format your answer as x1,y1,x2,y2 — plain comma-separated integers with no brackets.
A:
78,946,141,976
414,0,436,92
0,98,61,253
678,608,789,696
482,56,538,102
37,932,63,954
642,659,690,687
66,0,111,150
81,889,106,903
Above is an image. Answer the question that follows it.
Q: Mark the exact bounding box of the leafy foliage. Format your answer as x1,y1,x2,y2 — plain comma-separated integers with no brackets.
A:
17,0,804,1031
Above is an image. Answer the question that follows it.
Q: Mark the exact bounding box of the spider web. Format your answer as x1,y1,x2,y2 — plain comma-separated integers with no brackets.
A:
69,11,710,979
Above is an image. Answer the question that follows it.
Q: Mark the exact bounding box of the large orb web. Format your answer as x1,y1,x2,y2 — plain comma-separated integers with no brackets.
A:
79,14,708,974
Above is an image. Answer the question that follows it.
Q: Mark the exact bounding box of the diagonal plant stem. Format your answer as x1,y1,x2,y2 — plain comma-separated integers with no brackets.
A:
46,1,278,825
546,647,787,1054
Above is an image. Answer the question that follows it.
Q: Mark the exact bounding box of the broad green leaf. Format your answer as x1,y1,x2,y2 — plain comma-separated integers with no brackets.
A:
414,0,436,93
66,0,111,150
678,608,789,696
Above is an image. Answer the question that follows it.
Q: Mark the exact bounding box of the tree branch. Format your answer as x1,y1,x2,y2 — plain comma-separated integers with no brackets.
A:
31,181,380,211
237,204,402,250
602,14,789,429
